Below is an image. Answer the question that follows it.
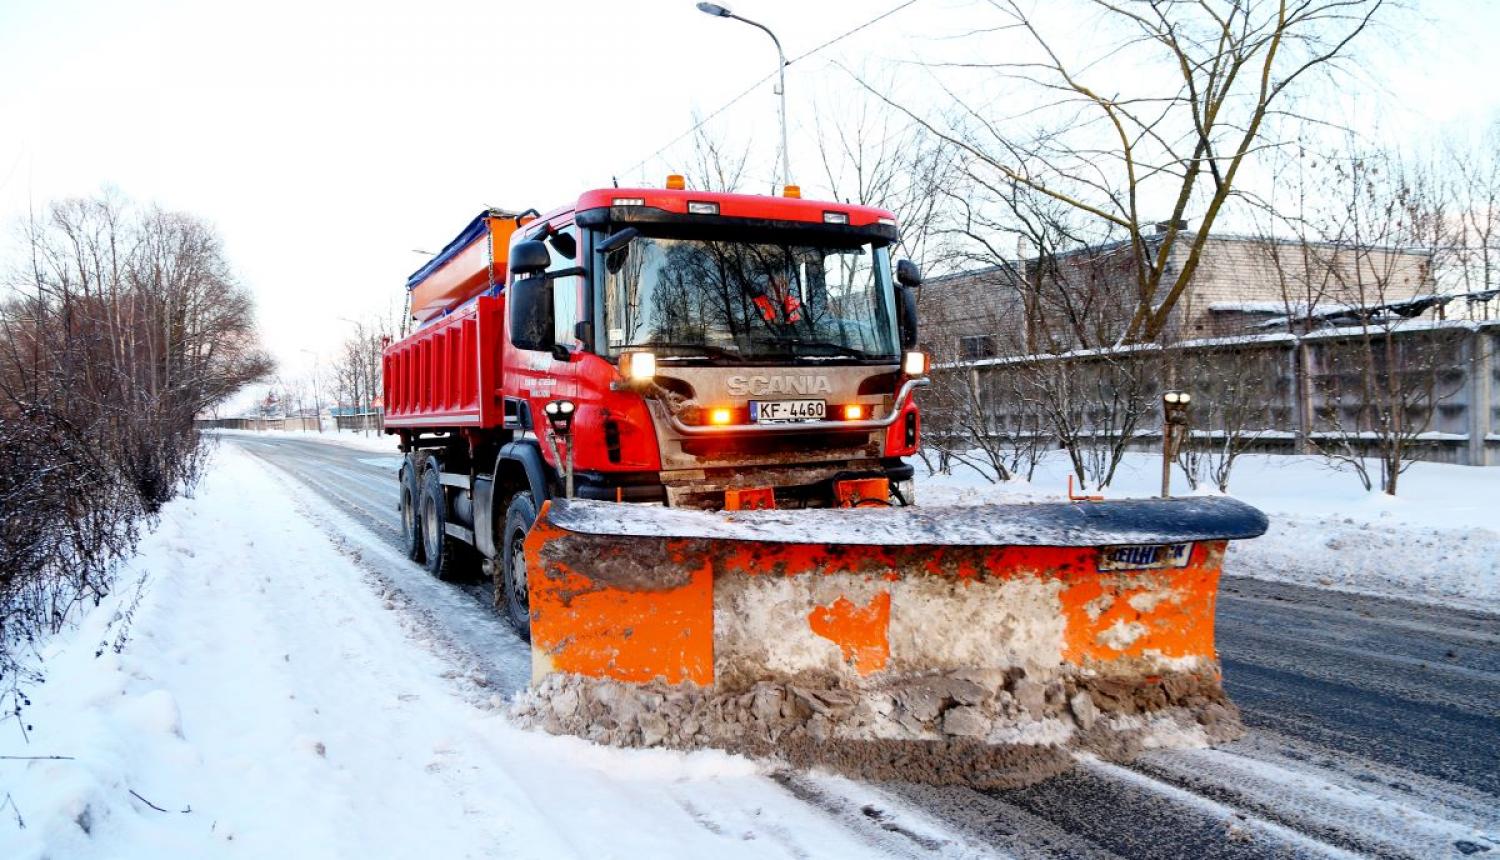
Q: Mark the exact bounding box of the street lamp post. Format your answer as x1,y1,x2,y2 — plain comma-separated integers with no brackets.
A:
695,2,790,190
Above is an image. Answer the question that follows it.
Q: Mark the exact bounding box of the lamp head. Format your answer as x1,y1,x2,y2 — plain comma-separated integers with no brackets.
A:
544,399,577,436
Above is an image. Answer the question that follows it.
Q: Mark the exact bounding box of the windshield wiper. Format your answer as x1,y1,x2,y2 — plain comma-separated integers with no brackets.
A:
781,340,876,359
618,342,742,361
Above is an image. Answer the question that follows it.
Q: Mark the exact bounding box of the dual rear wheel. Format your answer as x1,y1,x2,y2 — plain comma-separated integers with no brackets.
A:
399,454,534,641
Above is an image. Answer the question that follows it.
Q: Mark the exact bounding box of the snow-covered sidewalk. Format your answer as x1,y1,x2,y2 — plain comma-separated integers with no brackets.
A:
0,447,910,860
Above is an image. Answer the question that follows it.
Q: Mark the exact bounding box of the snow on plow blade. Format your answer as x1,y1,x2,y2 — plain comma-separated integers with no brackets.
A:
514,497,1268,788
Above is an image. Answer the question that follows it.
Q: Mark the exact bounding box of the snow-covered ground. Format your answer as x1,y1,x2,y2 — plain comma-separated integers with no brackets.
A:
0,447,942,860
916,451,1500,611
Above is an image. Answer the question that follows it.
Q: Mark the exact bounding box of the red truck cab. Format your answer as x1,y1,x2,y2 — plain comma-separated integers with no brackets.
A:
382,182,929,633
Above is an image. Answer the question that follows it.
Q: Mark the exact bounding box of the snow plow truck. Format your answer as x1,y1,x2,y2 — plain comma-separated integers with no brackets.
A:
381,180,1268,786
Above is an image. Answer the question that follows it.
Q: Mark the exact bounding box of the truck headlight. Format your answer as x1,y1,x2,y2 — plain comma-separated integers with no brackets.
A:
903,351,929,376
621,351,657,382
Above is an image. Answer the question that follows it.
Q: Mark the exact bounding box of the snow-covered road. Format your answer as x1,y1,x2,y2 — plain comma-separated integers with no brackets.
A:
5,433,1497,859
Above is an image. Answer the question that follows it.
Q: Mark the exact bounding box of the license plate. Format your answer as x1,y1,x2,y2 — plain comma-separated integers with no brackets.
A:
750,399,826,424
1098,543,1193,571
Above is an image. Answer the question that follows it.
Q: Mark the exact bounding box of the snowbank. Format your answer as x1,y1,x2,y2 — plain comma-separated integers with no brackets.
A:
0,448,897,859
916,452,1500,611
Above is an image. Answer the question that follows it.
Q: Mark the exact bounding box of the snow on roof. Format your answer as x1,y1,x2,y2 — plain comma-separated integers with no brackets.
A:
1209,301,1323,314
932,317,1498,370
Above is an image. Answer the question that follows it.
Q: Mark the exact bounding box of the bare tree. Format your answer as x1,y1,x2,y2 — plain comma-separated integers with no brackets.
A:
0,189,270,704
925,303,1158,489
1264,145,1466,494
811,78,957,269
1447,120,1500,316
923,177,1161,489
873,0,1388,345
329,315,396,435
1173,343,1287,492
921,356,1036,483
683,113,753,193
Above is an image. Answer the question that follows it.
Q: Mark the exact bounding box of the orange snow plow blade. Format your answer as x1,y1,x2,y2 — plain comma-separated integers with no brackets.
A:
516,497,1267,787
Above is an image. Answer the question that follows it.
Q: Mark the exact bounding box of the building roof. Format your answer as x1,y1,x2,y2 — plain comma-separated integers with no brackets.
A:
923,229,1434,290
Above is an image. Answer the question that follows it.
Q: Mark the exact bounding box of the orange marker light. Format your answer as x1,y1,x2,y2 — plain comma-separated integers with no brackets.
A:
666,174,686,190
782,184,801,198
709,408,734,425
842,404,865,420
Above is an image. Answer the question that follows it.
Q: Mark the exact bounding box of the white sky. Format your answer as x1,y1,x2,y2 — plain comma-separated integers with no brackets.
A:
2,0,1497,395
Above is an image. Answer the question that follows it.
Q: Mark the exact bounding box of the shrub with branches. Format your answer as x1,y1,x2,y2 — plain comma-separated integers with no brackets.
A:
0,190,271,710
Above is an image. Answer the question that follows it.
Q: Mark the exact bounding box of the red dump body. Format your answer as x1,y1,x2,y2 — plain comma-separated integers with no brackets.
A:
382,294,507,428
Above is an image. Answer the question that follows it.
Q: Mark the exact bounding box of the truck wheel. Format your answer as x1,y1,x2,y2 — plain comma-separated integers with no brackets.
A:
498,491,537,641
419,465,467,582
400,459,424,562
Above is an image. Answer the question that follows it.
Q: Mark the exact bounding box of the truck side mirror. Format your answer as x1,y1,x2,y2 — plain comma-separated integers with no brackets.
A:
896,258,922,288
510,239,550,276
897,284,919,351
509,275,556,353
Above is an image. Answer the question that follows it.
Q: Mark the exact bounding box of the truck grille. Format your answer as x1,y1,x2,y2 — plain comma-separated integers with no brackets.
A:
679,430,872,459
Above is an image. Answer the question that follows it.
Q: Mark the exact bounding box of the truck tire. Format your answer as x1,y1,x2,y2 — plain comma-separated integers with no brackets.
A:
498,491,537,641
419,464,469,582
399,458,424,562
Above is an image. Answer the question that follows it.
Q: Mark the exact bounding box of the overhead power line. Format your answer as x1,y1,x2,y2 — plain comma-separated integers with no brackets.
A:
616,0,921,181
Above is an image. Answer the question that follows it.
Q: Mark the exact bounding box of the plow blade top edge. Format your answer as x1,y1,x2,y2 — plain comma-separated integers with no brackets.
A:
541,496,1268,547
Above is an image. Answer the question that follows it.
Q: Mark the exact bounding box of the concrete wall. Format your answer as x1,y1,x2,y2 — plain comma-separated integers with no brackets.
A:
931,321,1499,467
196,417,324,432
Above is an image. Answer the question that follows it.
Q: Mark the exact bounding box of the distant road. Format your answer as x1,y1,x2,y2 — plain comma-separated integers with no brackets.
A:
228,433,1499,859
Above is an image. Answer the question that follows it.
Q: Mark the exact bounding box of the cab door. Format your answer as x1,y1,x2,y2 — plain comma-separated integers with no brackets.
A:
511,221,583,426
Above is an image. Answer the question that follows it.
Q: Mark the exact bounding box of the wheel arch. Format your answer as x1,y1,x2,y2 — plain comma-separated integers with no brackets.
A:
495,440,554,506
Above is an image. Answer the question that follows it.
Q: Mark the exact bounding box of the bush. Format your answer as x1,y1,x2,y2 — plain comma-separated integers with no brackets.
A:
0,191,271,711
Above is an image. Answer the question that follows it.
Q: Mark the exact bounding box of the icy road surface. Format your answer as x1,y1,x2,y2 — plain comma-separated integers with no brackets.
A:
9,432,1490,859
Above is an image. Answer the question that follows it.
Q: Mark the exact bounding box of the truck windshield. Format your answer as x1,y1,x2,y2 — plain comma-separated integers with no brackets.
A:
600,233,899,362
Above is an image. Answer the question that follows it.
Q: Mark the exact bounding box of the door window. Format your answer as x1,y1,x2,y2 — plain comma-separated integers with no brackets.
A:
547,225,581,351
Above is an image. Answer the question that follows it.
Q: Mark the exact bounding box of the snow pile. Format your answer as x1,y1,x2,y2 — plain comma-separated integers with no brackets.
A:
512,667,1239,791
916,453,1500,611
0,448,892,859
